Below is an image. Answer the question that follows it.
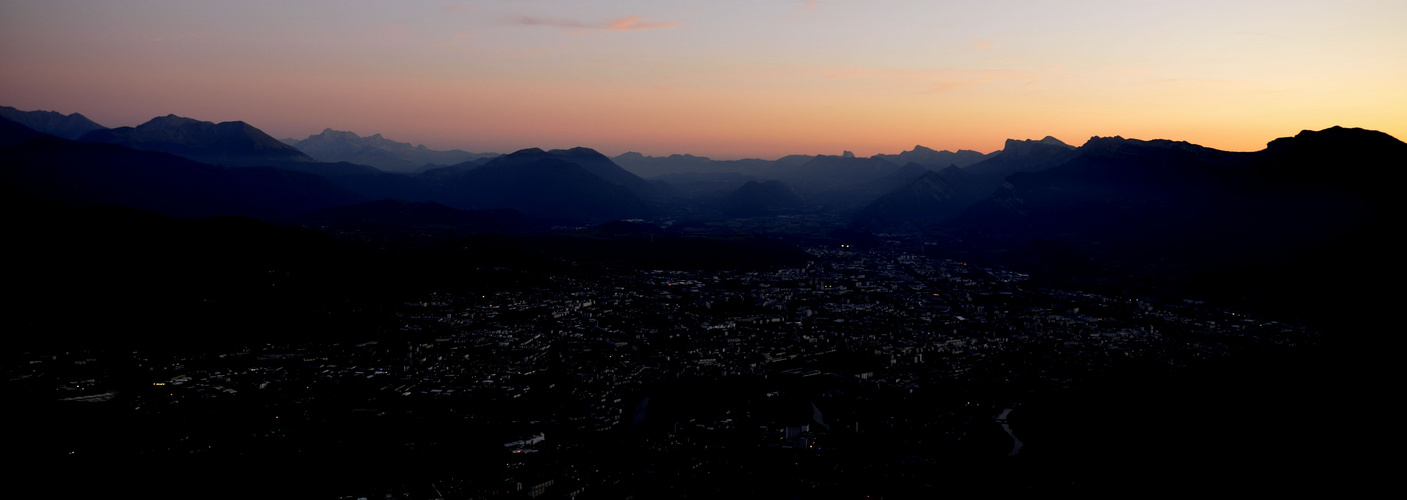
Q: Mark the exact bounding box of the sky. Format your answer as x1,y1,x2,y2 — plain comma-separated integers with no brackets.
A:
2,0,1404,159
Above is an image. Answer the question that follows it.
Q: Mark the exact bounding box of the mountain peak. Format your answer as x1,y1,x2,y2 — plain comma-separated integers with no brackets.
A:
144,114,204,128
1083,135,1124,145
1263,126,1407,175
0,105,107,140
873,144,995,169
1274,125,1402,148
549,146,608,158
1001,136,1075,157
80,113,312,166
287,128,497,172
316,128,361,140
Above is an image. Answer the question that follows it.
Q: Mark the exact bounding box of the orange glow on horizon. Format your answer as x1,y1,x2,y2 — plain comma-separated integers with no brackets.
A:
1,1,1401,160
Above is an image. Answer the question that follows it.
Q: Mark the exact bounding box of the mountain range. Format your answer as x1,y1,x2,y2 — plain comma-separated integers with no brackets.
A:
871,144,996,169
3,105,1400,279
0,135,357,220
956,127,1403,269
853,136,1077,228
284,128,499,173
0,105,106,140
412,147,657,219
80,114,314,167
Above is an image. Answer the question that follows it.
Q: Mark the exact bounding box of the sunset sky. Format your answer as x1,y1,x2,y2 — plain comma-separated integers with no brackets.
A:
2,1,1403,159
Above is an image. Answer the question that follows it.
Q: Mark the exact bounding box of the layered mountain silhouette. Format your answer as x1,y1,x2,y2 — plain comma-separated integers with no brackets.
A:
0,116,57,147
613,145,994,181
853,171,966,228
285,128,498,173
6,104,1401,266
413,147,657,219
872,145,996,169
614,152,724,178
854,136,1076,228
942,136,1077,202
613,146,1003,210
0,106,106,140
80,114,314,167
509,147,660,200
2,109,663,222
959,127,1403,265
771,155,903,195
758,155,949,211
0,136,359,220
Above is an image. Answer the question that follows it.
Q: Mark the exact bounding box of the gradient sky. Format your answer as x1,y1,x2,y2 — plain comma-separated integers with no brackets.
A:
2,1,1404,159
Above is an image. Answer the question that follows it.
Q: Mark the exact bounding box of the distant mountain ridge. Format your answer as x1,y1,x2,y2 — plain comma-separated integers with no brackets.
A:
412,147,657,219
0,137,359,220
613,144,998,180
80,114,313,167
0,105,106,140
7,105,1401,245
285,128,499,173
854,136,1076,228
613,152,777,179
872,145,996,169
0,116,57,147
2,110,660,222
957,127,1404,266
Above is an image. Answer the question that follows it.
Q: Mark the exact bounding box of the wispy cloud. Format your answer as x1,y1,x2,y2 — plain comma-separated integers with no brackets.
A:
803,0,820,11
974,40,992,51
516,15,680,32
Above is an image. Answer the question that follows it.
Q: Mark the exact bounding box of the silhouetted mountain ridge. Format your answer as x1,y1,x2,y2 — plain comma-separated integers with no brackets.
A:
958,127,1401,268
80,114,314,167
1,137,359,220
873,145,996,169
286,128,498,173
0,116,57,147
853,137,1077,228
0,105,106,140
416,149,655,220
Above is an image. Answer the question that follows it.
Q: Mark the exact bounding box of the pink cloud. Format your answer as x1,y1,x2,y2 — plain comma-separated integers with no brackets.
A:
516,15,679,31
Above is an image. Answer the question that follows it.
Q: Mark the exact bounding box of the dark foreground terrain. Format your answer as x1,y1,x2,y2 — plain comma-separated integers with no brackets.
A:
6,201,1373,499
